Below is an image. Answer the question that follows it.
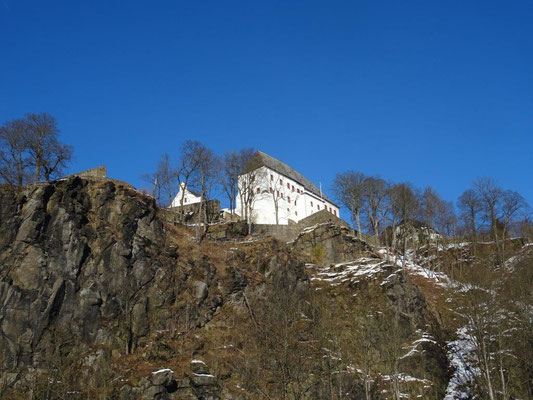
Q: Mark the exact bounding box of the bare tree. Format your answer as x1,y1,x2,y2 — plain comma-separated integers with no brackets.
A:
237,154,267,232
142,153,179,206
0,113,72,185
25,113,72,182
188,143,220,237
175,140,204,221
436,200,457,237
221,148,255,215
500,190,528,254
474,177,503,249
418,186,442,229
458,189,482,240
41,140,73,182
388,182,418,250
269,174,284,226
332,170,367,239
0,118,30,186
362,176,388,244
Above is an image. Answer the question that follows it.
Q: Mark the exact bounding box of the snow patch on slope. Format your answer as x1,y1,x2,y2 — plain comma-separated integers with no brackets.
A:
444,327,479,399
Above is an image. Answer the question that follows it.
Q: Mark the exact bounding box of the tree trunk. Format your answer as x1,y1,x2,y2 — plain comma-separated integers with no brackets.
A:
196,195,204,240
373,218,380,245
391,216,397,249
179,185,187,222
355,211,363,240
35,161,41,183
481,338,496,400
470,209,477,241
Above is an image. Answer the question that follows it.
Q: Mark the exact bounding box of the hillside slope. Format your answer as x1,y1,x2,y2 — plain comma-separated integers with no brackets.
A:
0,177,459,399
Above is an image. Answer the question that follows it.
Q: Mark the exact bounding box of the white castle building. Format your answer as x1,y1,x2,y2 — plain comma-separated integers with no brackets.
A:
235,151,339,225
170,183,202,207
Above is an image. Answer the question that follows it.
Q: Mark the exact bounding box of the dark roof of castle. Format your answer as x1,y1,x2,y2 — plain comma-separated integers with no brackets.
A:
241,151,336,205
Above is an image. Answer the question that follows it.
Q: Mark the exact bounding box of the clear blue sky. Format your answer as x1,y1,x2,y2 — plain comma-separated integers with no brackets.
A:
1,1,532,209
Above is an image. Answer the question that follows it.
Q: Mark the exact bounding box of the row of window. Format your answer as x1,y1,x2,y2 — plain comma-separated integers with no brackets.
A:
259,187,338,216
270,174,303,194
310,200,337,216
262,176,338,217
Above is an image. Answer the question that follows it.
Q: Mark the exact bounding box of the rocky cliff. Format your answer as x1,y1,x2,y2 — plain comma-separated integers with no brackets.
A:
0,177,450,399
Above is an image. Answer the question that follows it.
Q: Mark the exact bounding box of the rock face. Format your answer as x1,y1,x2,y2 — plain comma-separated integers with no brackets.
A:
308,257,450,399
0,177,170,363
123,362,220,400
0,177,450,399
382,219,442,249
290,223,375,264
0,178,240,397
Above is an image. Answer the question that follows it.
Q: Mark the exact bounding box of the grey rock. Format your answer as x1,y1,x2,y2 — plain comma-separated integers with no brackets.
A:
190,359,210,375
190,373,217,387
193,280,208,304
151,369,174,386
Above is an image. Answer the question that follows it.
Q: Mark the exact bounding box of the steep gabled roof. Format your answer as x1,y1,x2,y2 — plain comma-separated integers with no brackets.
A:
179,183,201,198
241,151,336,204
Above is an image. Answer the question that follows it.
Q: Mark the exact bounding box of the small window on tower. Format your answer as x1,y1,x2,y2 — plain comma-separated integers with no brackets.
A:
270,187,273,194
317,204,320,210
334,210,337,216
288,196,291,203
287,182,290,189
295,211,298,216
311,201,313,207
257,187,260,194
292,185,295,192
280,179,283,185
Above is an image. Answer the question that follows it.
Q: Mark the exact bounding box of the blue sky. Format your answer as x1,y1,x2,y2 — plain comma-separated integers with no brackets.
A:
1,1,532,209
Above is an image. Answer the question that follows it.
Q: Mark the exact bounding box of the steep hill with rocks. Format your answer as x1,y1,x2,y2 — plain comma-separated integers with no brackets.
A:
2,176,527,399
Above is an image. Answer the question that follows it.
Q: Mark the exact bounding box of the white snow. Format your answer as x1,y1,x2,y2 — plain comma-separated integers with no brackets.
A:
399,332,437,360
194,373,215,377
310,260,386,284
443,327,479,400
152,368,174,375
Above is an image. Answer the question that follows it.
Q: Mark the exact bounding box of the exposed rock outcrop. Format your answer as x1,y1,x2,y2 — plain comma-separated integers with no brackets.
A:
0,177,451,399
124,361,220,400
290,222,375,264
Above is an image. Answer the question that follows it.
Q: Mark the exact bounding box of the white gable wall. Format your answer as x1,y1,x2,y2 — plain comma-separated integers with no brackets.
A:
235,166,339,225
170,185,202,207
